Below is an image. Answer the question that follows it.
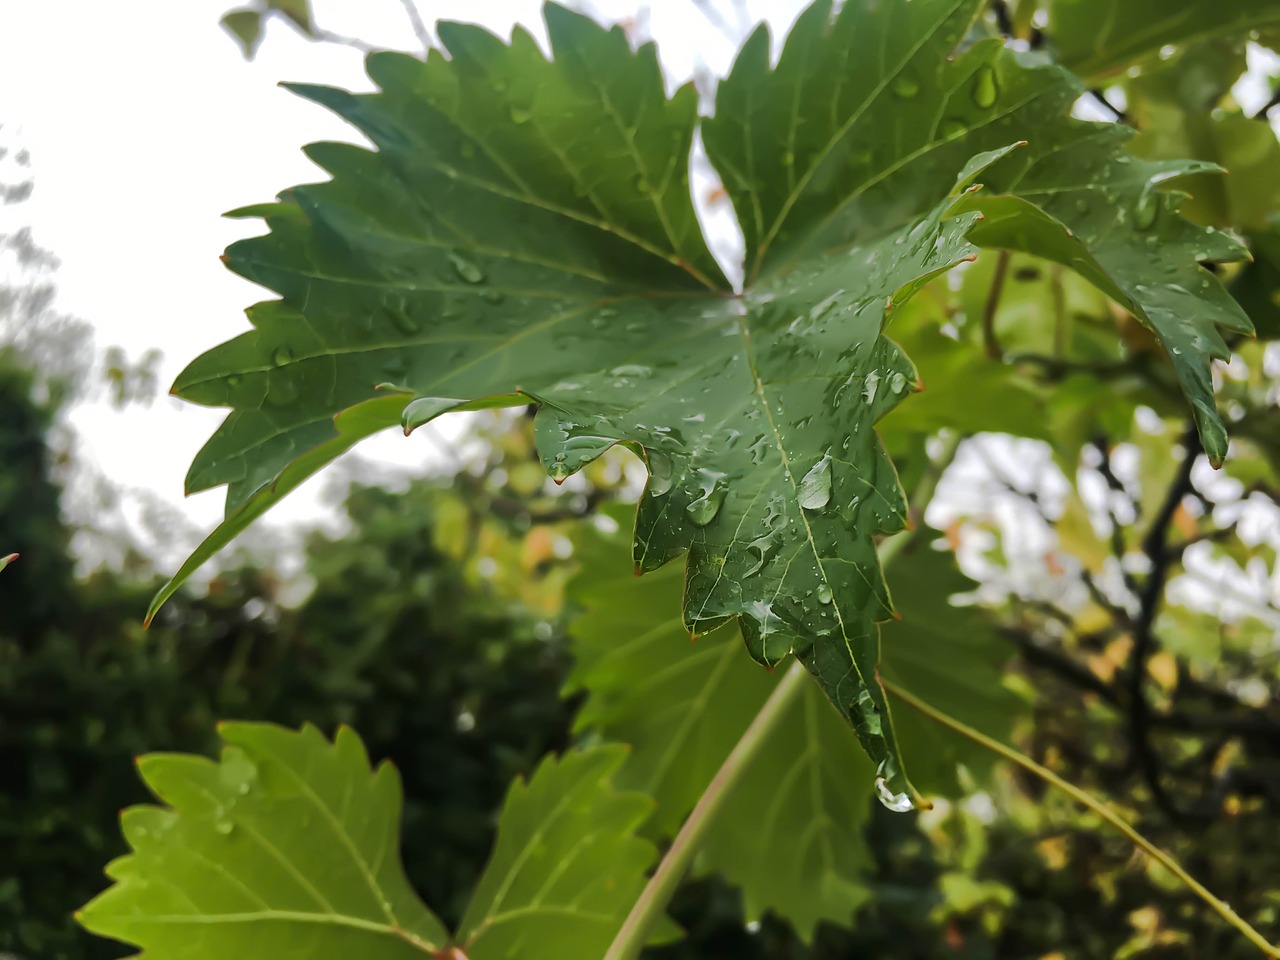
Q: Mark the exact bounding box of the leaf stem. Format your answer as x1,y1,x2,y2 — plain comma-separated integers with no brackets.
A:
982,250,1010,359
605,436,960,959
603,660,810,960
882,678,1280,959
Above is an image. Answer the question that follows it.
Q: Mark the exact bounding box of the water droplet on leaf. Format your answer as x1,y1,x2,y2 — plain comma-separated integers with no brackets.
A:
1133,185,1159,231
863,370,881,404
972,66,998,108
647,449,675,496
744,534,777,577
448,251,486,284
384,303,420,335
875,776,915,813
686,472,726,526
798,454,832,511
892,74,920,98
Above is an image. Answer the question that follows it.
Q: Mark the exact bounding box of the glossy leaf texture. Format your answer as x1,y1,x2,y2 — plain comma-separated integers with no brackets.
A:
702,0,1251,464
78,724,656,960
0,553,17,573
168,0,1248,793
1043,0,1280,80
565,512,1022,938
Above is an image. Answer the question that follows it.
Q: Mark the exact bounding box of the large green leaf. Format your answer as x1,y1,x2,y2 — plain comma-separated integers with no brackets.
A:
565,514,1021,938
145,394,409,624
167,0,1248,793
701,0,1250,462
1045,0,1280,80
78,725,656,960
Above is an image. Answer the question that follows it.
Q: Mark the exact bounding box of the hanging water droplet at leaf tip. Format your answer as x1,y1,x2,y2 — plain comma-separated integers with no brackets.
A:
875,776,915,813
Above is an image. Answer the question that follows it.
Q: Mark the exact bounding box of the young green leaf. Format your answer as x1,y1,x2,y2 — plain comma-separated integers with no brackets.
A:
456,748,659,960
221,9,264,58
566,515,1021,938
166,0,1248,794
78,725,658,960
77,723,451,957
0,552,17,573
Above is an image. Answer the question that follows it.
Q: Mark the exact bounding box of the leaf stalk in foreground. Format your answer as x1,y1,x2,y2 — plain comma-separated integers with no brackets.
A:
883,678,1280,959
603,659,810,960
605,439,960,960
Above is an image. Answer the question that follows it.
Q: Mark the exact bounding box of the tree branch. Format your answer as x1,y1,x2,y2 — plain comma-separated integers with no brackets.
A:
1091,435,1142,597
1126,426,1200,819
1089,88,1130,124
1002,625,1122,705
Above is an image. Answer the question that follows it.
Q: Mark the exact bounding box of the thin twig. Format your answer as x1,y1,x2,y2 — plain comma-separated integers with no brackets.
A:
310,28,382,53
398,0,436,55
883,679,1280,959
691,0,739,41
1002,626,1121,705
1009,353,1133,379
983,250,1011,359
1089,88,1130,124
1050,265,1067,356
1126,426,1199,819
990,0,1013,37
1091,435,1142,597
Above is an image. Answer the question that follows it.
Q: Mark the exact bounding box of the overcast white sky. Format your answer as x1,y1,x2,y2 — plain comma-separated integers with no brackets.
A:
0,0,808,562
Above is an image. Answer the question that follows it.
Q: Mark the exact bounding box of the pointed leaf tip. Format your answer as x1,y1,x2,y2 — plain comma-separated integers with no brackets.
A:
401,397,466,436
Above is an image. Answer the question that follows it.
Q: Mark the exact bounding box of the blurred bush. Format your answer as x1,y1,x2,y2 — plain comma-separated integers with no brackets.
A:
0,367,581,958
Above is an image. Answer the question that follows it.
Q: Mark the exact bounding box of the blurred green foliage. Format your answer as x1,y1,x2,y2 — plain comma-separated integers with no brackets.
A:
0,374,579,958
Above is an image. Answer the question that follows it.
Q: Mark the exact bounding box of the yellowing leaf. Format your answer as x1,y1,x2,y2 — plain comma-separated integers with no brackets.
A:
1056,492,1108,573
1147,650,1179,692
